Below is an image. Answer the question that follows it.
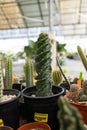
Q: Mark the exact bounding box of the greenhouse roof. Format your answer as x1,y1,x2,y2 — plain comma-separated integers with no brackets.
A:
0,0,87,39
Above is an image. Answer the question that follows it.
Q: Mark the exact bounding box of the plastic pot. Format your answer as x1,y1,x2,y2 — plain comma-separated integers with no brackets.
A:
0,126,14,130
22,85,64,130
18,122,51,130
64,92,87,124
0,89,21,130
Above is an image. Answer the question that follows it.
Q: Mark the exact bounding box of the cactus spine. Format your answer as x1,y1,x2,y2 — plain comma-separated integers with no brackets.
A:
5,57,12,89
58,96,86,130
35,33,53,96
24,58,34,87
52,69,62,85
77,45,87,71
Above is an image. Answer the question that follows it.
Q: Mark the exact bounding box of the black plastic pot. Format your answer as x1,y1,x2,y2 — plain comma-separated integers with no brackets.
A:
12,83,23,91
0,89,21,130
22,86,64,130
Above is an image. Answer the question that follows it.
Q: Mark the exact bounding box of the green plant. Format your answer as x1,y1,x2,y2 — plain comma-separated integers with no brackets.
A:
0,62,4,102
52,69,62,85
56,41,67,53
24,40,37,59
24,58,34,87
5,57,12,89
70,84,79,92
35,33,53,96
79,80,87,101
77,45,87,71
58,96,87,130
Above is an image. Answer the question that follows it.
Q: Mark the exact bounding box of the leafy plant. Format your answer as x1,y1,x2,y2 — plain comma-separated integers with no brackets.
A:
56,41,67,53
24,40,37,59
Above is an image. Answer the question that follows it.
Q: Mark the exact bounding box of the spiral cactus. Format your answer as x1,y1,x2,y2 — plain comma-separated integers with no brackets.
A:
24,58,34,87
35,33,53,96
58,96,86,130
5,57,12,89
52,69,62,85
77,45,87,71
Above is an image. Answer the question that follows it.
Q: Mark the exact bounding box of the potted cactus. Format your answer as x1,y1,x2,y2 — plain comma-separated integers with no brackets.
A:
64,79,87,124
22,33,64,130
58,96,87,130
0,55,21,130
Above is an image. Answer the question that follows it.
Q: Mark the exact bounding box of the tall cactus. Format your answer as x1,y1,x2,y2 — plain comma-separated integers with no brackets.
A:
24,58,34,87
52,69,62,85
58,96,87,130
5,57,12,89
77,45,87,71
0,62,4,102
35,33,53,96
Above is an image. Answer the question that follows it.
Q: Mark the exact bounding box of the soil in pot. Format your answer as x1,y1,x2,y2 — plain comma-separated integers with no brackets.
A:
22,85,64,130
18,122,51,130
0,89,21,130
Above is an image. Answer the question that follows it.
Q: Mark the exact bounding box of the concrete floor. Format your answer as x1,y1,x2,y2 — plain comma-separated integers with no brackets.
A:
13,58,87,80
62,58,87,80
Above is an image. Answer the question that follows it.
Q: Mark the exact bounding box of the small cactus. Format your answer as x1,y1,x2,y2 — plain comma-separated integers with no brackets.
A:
5,57,12,89
58,96,86,130
77,45,87,71
52,69,62,85
83,80,87,94
80,94,87,101
24,58,34,87
79,80,87,101
70,84,79,92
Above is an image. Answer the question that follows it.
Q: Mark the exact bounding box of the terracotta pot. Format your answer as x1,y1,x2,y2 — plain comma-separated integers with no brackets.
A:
64,92,87,124
17,122,51,130
0,126,14,130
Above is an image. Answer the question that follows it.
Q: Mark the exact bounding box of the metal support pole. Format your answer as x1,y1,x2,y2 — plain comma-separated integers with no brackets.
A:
49,0,53,31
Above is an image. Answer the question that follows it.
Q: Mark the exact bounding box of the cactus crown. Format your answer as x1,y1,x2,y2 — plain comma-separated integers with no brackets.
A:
58,96,86,130
35,33,53,96
24,58,34,87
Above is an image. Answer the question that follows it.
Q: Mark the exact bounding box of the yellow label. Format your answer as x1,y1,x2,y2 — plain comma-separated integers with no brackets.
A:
0,119,4,126
34,112,48,122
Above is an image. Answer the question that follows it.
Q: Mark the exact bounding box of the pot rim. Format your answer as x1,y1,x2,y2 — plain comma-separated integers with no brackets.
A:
0,89,21,105
64,92,87,107
22,85,64,99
